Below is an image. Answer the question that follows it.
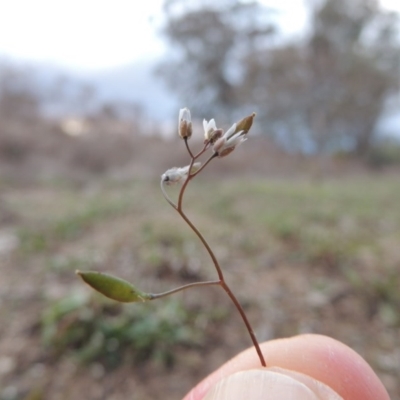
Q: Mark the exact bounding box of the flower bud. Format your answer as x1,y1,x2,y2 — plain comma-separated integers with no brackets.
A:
213,137,226,154
178,107,192,139
218,146,236,158
208,128,223,144
213,123,247,158
234,112,256,135
203,118,221,143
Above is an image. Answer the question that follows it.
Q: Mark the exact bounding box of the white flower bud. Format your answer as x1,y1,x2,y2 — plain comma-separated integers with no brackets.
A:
203,118,217,141
213,123,247,158
203,119,223,144
178,108,192,139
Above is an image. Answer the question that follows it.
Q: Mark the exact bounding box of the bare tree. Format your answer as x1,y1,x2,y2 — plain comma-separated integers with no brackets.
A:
159,0,399,155
309,0,400,154
243,0,400,154
157,0,276,121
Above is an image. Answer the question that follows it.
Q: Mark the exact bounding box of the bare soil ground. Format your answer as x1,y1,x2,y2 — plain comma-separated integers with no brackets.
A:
0,129,399,399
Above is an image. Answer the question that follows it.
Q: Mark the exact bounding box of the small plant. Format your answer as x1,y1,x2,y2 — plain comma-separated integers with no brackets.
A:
76,108,266,367
41,292,208,368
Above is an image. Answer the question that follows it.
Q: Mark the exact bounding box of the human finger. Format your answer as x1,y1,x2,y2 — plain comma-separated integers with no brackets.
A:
183,334,389,400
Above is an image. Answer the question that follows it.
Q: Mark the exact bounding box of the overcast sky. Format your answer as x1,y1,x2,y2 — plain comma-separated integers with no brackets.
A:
0,0,399,71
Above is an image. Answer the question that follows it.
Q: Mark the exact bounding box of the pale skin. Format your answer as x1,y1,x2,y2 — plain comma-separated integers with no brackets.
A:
183,334,390,400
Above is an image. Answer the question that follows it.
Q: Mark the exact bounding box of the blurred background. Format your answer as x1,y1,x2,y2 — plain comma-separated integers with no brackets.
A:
0,0,399,399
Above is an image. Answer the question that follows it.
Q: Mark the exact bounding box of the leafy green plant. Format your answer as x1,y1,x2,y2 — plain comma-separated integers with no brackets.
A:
41,292,208,369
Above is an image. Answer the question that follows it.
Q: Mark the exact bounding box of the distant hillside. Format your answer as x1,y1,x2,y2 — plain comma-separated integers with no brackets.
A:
11,57,178,121
76,57,178,120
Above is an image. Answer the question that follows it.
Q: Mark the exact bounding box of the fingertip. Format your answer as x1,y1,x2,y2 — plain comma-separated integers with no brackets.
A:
183,335,389,400
204,368,342,400
259,334,389,400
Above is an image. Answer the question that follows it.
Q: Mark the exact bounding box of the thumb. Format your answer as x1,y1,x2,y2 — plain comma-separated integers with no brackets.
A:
204,368,342,400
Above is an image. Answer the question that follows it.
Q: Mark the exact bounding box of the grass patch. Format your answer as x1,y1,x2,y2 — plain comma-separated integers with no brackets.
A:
41,292,217,369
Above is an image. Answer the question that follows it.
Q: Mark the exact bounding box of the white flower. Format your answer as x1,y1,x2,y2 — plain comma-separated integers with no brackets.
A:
178,108,192,139
161,162,201,185
213,123,247,158
203,118,217,141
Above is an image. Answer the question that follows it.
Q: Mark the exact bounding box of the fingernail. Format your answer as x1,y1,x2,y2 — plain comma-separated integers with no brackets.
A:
203,368,342,400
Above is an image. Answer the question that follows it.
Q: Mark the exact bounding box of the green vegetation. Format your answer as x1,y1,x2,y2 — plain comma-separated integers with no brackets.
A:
41,293,210,369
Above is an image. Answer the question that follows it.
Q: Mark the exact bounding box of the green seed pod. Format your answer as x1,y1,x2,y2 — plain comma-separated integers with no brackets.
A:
76,270,152,303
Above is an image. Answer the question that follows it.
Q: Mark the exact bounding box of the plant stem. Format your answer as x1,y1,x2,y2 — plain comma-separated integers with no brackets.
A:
220,281,266,367
160,140,266,367
190,152,217,178
177,206,266,367
160,179,177,209
184,137,194,159
178,158,195,210
176,209,223,281
149,280,220,300
181,179,265,365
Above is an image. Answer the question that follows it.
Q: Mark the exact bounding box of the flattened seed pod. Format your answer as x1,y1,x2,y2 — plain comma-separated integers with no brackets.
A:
76,270,151,303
